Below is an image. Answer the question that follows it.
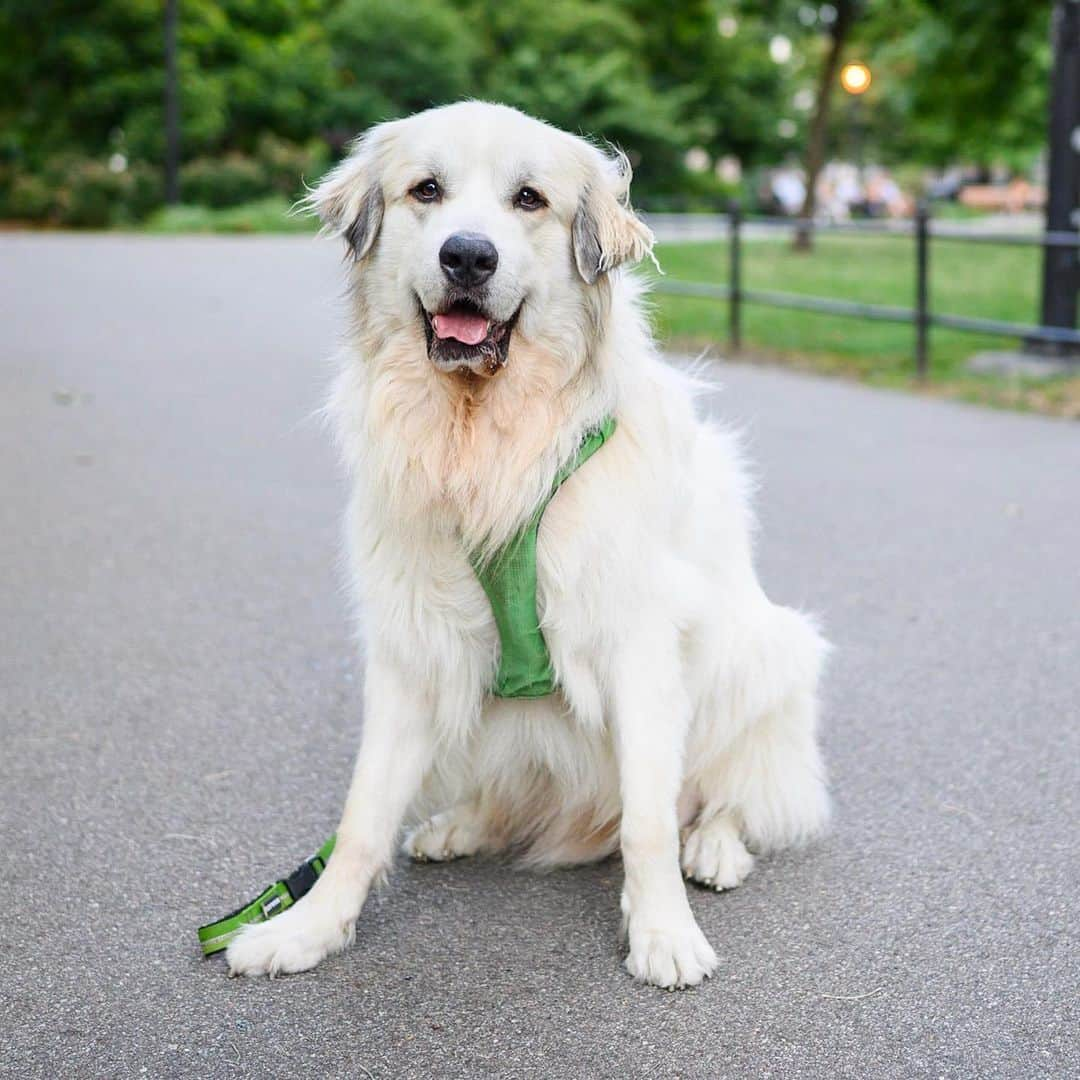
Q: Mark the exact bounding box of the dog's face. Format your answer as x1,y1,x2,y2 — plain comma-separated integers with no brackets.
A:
310,102,654,377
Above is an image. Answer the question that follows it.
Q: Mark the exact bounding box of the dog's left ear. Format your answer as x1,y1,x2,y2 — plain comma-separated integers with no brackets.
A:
572,149,655,285
305,124,395,261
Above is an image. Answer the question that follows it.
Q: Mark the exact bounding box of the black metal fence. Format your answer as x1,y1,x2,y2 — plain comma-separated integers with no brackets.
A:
651,205,1080,379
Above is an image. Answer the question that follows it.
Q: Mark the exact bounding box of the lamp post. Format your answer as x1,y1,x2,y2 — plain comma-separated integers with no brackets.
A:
164,0,180,205
840,61,871,206
1036,0,1079,357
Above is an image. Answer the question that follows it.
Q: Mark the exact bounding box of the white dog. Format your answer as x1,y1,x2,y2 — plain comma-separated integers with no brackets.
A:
226,101,829,989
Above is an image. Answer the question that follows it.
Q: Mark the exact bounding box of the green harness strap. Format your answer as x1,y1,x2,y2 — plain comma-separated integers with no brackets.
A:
197,418,616,957
471,415,616,699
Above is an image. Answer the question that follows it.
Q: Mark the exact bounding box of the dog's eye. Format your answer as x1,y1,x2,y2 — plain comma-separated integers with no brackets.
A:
410,179,442,203
514,186,546,211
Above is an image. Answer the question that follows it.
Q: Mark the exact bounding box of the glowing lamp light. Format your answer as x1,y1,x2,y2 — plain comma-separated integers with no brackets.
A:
840,61,872,95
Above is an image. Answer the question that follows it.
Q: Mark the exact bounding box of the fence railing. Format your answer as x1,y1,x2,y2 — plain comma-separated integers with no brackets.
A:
650,204,1080,379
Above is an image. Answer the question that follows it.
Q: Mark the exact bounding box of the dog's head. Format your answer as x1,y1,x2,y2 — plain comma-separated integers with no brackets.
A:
307,102,654,378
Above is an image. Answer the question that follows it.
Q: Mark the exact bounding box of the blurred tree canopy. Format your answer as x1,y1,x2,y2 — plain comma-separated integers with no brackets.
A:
0,0,1055,223
856,0,1052,169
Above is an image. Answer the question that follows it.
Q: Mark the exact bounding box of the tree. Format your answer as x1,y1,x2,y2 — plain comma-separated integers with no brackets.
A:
0,0,339,167
860,0,1051,169
794,0,860,250
0,0,165,166
462,0,690,199
324,0,479,146
0,0,1058,221
321,0,697,200
620,0,800,170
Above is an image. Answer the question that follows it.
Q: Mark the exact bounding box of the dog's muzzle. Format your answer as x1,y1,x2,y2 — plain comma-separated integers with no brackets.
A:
420,293,522,378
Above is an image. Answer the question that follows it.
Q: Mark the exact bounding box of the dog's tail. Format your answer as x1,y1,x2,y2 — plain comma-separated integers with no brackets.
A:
484,769,621,869
517,805,621,869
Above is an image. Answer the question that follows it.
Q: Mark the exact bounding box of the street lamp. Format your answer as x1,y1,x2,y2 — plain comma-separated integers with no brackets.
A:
839,60,871,95
840,62,871,196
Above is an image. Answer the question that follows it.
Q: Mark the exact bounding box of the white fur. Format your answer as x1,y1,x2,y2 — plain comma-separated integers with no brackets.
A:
226,102,829,990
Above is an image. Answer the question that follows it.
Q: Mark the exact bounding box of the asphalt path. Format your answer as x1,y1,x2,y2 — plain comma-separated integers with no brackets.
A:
2,234,1077,1079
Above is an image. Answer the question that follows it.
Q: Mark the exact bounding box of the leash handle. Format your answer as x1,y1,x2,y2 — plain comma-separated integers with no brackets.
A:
196,835,337,957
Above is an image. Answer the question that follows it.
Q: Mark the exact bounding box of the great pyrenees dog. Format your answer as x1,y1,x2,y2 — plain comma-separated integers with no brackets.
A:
226,101,828,988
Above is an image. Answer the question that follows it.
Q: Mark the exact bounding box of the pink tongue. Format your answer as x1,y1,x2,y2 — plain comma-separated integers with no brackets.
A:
432,311,490,346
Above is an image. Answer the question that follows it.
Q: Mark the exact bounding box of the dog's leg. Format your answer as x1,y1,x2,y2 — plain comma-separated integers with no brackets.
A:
614,627,718,989
708,688,829,855
689,607,829,858
226,657,434,977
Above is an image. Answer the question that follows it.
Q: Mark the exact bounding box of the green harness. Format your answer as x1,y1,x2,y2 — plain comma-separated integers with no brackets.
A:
197,418,616,956
473,414,616,698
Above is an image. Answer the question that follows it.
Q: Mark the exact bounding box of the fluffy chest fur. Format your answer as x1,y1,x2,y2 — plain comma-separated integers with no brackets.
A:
331,324,632,735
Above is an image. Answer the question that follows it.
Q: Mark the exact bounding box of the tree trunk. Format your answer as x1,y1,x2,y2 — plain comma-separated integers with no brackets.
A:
793,0,857,251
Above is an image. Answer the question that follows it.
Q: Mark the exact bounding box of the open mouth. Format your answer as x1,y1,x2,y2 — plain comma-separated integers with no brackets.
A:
420,295,521,377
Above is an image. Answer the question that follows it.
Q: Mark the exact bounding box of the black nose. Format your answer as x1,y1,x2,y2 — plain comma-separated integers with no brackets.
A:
439,232,499,287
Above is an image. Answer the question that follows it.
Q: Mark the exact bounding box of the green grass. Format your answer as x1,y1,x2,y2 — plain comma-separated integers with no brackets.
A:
927,202,995,221
650,234,1080,417
142,196,317,235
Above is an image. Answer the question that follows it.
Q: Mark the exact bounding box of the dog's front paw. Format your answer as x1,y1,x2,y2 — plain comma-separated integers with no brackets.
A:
624,914,718,989
225,899,354,978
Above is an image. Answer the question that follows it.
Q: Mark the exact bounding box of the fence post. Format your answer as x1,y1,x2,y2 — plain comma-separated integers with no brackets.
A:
728,199,742,352
915,201,930,379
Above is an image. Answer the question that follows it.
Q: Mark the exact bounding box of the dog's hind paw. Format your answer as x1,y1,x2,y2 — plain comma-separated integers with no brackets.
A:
403,804,487,863
681,812,754,891
225,899,354,978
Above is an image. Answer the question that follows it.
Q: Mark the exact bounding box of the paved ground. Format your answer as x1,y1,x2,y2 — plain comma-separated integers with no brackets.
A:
2,234,1077,1080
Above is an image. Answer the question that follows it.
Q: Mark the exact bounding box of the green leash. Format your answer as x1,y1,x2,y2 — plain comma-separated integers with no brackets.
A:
196,835,336,956
197,418,616,956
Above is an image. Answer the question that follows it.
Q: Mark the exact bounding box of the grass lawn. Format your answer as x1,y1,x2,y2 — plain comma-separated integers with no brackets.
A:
650,233,1080,418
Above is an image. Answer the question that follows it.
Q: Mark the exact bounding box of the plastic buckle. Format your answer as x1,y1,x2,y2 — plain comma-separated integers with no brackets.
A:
283,859,319,902
260,893,284,919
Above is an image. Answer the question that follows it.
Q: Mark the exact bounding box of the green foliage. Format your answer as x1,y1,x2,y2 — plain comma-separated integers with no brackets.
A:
175,139,328,210
5,172,54,222
180,154,267,208
867,0,1051,168
0,0,1058,225
0,0,164,167
461,0,690,191
57,159,141,226
325,0,478,132
319,0,699,196
255,134,331,198
143,196,316,233
623,0,801,167
0,154,165,226
181,1,335,152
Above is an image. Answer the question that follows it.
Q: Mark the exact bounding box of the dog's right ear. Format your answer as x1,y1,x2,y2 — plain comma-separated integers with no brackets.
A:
304,126,391,262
